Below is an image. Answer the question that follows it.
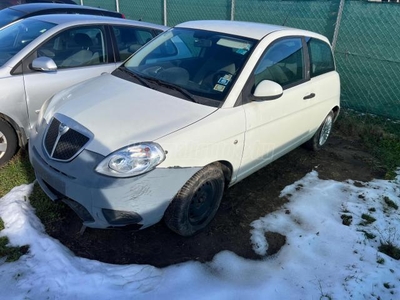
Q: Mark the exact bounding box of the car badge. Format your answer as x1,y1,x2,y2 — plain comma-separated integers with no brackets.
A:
58,123,69,136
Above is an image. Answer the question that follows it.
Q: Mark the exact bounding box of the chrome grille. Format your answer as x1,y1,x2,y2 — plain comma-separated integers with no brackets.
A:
44,117,90,161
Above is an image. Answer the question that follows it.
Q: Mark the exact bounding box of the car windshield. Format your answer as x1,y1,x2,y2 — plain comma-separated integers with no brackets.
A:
117,28,256,107
0,18,56,67
0,8,25,28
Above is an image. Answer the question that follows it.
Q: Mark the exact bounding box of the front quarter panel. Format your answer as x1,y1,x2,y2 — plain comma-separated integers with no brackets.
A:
156,106,246,184
0,70,28,131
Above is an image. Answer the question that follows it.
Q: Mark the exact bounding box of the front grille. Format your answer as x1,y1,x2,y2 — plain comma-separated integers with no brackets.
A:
44,117,90,161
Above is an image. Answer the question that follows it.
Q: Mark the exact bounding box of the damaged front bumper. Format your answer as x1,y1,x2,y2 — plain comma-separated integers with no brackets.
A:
29,129,200,230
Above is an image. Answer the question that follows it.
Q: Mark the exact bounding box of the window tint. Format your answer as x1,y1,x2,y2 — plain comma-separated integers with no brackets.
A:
254,38,304,88
37,26,108,68
0,8,25,28
307,38,335,77
0,19,56,67
112,26,155,61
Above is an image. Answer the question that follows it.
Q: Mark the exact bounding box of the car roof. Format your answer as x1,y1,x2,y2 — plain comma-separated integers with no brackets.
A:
26,13,168,31
7,3,112,14
176,20,329,42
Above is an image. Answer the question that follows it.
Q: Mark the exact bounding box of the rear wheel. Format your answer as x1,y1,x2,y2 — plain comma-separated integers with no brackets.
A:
0,119,18,167
164,164,225,236
304,111,334,151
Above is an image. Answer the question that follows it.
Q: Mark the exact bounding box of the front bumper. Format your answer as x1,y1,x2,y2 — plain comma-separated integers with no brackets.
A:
29,126,200,230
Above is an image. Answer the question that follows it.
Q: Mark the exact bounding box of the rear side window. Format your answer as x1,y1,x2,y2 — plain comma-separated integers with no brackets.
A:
254,37,304,88
37,26,108,68
112,26,156,61
307,38,335,77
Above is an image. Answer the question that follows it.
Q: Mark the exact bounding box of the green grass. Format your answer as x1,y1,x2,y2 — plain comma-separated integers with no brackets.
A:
383,196,398,210
379,243,400,260
0,149,66,232
0,150,35,198
336,110,400,179
376,257,385,265
28,184,67,230
360,230,376,240
360,213,376,225
0,218,29,262
341,214,352,226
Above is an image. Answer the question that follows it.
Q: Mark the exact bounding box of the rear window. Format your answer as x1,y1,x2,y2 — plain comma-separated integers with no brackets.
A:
0,8,25,28
307,38,335,77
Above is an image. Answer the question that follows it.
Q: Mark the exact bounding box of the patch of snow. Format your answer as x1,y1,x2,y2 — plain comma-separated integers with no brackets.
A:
0,171,399,299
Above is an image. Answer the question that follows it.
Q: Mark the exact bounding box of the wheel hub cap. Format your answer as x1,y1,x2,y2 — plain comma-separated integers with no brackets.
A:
0,130,7,159
319,116,333,146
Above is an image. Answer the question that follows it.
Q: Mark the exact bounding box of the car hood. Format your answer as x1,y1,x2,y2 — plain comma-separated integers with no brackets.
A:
47,73,217,156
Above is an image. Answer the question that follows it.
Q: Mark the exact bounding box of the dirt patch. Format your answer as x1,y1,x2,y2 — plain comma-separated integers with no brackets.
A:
44,130,385,267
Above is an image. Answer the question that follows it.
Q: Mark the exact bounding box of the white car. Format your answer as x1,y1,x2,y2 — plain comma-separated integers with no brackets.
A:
29,20,340,236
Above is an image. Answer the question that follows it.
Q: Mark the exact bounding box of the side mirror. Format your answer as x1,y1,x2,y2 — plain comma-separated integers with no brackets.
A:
253,80,283,101
31,57,57,72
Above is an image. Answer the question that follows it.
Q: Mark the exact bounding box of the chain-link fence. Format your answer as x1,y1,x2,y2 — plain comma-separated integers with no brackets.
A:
81,0,400,127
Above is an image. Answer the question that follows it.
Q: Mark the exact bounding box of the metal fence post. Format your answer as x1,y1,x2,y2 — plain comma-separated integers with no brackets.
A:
115,0,120,12
332,0,345,50
231,0,235,21
164,0,168,26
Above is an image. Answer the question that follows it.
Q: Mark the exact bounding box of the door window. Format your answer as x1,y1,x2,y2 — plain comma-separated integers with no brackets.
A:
37,26,108,68
112,26,157,61
254,37,304,89
307,38,335,77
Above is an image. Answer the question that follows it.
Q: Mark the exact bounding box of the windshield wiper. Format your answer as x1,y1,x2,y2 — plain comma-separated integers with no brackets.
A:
143,77,198,103
117,66,151,88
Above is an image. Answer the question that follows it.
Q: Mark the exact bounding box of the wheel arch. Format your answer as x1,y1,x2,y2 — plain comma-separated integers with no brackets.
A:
0,113,27,148
332,106,340,122
213,160,233,190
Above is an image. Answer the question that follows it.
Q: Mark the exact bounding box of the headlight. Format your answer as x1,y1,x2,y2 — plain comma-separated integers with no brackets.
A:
95,142,166,177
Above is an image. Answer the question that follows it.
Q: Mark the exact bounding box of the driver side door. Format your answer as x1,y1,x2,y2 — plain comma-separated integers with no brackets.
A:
237,36,314,181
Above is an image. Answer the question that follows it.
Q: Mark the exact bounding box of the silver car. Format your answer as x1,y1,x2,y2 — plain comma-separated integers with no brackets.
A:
0,14,166,166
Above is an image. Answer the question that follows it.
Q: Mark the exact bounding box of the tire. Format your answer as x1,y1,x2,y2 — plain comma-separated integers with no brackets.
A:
164,164,225,236
304,111,334,151
0,119,18,167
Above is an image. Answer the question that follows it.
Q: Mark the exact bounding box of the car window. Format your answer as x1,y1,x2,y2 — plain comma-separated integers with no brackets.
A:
0,8,25,28
0,18,56,67
121,28,255,106
37,26,108,68
306,37,335,77
254,37,304,89
112,26,156,61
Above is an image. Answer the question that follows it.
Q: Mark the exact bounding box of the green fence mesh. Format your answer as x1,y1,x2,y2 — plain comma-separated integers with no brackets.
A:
81,0,116,12
119,0,164,24
334,1,400,121
167,0,231,25
80,0,400,126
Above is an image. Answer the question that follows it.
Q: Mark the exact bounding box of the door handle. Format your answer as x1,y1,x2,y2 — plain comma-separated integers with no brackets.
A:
303,93,315,100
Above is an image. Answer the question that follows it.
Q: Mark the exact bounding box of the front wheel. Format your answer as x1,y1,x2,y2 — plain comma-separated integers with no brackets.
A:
304,111,334,151
0,119,18,167
164,164,225,236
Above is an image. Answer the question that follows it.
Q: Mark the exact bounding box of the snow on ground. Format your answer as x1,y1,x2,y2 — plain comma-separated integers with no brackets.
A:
0,171,399,300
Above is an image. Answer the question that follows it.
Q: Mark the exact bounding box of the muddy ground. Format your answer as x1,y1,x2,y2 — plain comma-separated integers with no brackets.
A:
43,130,385,267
